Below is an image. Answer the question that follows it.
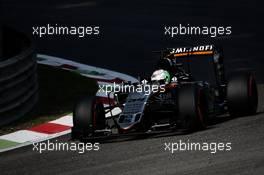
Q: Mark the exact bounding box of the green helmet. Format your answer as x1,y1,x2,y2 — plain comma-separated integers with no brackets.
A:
151,69,170,84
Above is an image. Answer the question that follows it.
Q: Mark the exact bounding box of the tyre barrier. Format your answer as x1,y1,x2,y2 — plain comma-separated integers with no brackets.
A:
0,27,38,126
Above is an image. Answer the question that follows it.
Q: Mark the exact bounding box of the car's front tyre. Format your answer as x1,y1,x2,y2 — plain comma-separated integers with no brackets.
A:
72,96,105,139
177,84,208,132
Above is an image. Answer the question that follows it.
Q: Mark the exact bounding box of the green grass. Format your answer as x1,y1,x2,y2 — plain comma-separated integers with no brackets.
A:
0,139,19,149
0,64,98,135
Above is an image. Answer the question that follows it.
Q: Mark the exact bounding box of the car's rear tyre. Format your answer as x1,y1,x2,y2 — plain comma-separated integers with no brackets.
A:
177,84,208,132
227,72,258,117
72,96,105,139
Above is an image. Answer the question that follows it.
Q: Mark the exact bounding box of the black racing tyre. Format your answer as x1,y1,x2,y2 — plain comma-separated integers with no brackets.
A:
72,96,105,139
177,84,208,132
227,72,258,117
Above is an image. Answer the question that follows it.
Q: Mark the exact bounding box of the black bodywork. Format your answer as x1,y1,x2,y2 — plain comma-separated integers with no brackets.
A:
100,45,225,133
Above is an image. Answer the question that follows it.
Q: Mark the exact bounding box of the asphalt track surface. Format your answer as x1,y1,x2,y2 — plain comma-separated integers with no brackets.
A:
0,87,264,175
1,0,264,174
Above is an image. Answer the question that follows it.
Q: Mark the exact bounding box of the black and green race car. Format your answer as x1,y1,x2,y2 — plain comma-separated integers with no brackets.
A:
71,45,258,140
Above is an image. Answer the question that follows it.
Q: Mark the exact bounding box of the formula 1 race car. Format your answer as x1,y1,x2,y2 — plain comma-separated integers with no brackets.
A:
71,45,258,140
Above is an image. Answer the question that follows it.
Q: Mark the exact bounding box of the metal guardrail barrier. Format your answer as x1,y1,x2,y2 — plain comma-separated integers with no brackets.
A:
0,27,38,126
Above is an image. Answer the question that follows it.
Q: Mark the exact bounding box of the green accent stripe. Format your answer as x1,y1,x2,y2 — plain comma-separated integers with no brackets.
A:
0,139,19,150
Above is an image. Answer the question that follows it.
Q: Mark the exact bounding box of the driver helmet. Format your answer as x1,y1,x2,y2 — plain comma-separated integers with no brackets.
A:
151,69,170,84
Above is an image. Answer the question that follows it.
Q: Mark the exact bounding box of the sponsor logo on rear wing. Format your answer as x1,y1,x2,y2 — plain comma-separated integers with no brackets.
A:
168,45,214,57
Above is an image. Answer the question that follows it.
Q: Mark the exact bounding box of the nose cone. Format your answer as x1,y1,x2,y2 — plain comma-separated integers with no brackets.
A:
117,113,142,132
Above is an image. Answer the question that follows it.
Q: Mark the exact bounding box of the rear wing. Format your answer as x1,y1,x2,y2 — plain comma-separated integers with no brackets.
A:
158,45,226,92
166,45,214,58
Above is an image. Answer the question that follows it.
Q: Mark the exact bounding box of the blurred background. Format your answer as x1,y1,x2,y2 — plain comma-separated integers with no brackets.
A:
2,0,261,80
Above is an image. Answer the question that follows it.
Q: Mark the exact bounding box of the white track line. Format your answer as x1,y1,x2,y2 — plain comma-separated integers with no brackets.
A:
0,130,49,143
